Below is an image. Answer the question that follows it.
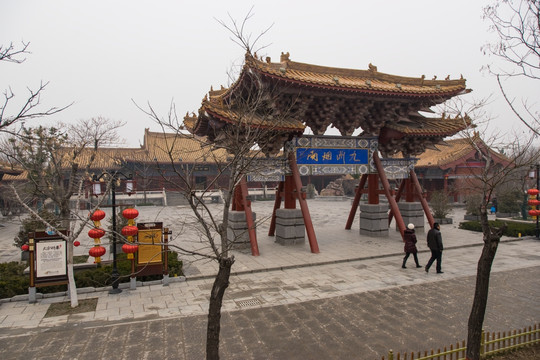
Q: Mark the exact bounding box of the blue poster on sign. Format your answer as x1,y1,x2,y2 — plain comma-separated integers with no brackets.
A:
296,148,369,165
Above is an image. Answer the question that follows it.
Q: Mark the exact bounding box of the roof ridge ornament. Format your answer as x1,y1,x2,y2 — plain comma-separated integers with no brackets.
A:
368,63,377,72
280,52,290,62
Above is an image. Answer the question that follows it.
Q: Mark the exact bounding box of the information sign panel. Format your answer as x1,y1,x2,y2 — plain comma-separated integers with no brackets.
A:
36,240,67,278
296,147,369,165
293,135,377,176
137,222,163,265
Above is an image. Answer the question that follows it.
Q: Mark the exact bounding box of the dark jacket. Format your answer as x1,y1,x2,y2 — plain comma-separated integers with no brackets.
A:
403,229,418,253
427,228,443,251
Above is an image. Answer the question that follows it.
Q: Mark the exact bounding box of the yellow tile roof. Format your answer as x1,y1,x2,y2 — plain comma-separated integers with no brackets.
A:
140,129,229,163
413,135,509,168
386,115,472,137
200,101,305,132
241,52,468,97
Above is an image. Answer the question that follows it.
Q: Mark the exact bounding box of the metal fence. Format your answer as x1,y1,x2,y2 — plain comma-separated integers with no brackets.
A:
381,323,539,360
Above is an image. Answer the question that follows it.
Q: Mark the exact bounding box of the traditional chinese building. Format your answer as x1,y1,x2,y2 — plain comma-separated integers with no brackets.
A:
413,133,511,202
184,52,472,252
186,52,471,157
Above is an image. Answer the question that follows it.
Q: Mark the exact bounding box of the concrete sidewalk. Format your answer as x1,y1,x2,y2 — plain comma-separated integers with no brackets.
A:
0,221,538,331
0,199,539,359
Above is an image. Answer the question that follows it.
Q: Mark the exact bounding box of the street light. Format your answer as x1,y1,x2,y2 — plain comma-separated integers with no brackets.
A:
92,172,136,294
529,164,539,239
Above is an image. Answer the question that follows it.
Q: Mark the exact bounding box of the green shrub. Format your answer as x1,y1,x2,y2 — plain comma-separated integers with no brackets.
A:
465,194,483,216
0,251,183,298
13,209,61,248
459,220,536,237
496,190,522,213
0,262,29,298
430,190,452,219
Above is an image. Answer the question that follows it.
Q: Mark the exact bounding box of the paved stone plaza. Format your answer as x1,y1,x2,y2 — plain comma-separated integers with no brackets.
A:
0,201,539,359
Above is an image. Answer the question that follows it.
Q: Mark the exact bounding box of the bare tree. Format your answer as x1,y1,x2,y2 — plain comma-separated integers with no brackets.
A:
440,99,540,359
135,11,303,359
483,0,540,135
4,117,124,307
0,41,69,138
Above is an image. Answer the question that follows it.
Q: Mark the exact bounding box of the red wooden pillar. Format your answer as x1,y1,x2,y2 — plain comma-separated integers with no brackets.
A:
268,182,284,236
444,174,449,193
232,181,244,211
373,152,406,238
409,169,435,229
345,174,368,229
284,175,296,209
405,178,415,202
231,177,259,256
288,152,319,254
368,174,379,205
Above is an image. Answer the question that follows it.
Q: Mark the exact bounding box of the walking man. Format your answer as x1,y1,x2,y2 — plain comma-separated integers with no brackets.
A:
425,222,444,274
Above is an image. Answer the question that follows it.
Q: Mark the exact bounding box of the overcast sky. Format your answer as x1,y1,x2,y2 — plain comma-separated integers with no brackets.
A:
1,0,536,147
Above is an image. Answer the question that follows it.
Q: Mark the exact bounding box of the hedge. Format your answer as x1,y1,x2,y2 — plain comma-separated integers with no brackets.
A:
0,251,183,299
459,220,537,237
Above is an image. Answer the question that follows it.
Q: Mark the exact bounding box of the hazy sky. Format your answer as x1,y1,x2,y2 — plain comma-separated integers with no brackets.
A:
1,0,536,147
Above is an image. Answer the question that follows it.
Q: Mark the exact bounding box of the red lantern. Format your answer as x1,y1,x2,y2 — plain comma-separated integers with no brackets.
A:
89,246,106,258
529,209,540,217
73,241,80,247
90,209,106,221
122,243,138,254
121,225,138,237
122,208,139,220
21,244,29,251
528,199,540,206
527,188,539,196
88,228,105,239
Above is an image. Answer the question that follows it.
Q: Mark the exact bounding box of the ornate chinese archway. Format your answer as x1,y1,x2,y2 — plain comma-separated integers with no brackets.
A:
185,52,471,255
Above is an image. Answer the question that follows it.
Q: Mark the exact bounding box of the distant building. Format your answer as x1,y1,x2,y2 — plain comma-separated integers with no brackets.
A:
413,133,511,202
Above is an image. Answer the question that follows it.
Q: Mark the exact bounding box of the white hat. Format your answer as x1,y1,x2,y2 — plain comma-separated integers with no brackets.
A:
407,223,414,230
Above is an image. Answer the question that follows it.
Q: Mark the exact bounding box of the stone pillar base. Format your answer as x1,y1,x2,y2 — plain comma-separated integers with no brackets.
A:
28,287,36,304
275,208,305,245
227,210,256,249
360,203,389,237
397,202,424,231
130,277,137,290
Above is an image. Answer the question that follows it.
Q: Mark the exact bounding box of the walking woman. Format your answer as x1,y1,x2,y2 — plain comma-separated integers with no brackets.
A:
402,223,421,269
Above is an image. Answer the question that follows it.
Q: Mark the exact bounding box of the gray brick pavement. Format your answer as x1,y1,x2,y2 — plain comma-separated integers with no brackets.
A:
0,266,538,359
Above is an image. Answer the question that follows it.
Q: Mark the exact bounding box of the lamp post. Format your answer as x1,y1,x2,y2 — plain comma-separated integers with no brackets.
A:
529,164,540,239
92,172,136,294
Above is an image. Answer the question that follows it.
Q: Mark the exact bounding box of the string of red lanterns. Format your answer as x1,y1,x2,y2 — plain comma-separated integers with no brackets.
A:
88,209,107,263
527,188,540,219
121,208,139,258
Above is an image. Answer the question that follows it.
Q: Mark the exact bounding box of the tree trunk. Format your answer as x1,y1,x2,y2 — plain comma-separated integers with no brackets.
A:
206,256,235,360
61,208,78,308
466,209,503,359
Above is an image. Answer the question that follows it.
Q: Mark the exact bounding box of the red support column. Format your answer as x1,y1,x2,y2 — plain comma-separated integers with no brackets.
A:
373,152,406,238
388,179,406,225
345,174,368,229
232,182,243,211
284,175,296,209
268,181,284,236
239,177,259,256
368,174,380,204
410,169,435,229
288,152,319,254
405,178,415,202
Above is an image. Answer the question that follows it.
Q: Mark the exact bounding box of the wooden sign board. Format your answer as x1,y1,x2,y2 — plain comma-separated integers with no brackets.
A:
30,230,69,287
137,222,163,268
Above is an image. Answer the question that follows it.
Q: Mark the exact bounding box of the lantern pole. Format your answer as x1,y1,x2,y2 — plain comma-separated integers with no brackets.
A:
536,164,540,239
110,176,121,294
